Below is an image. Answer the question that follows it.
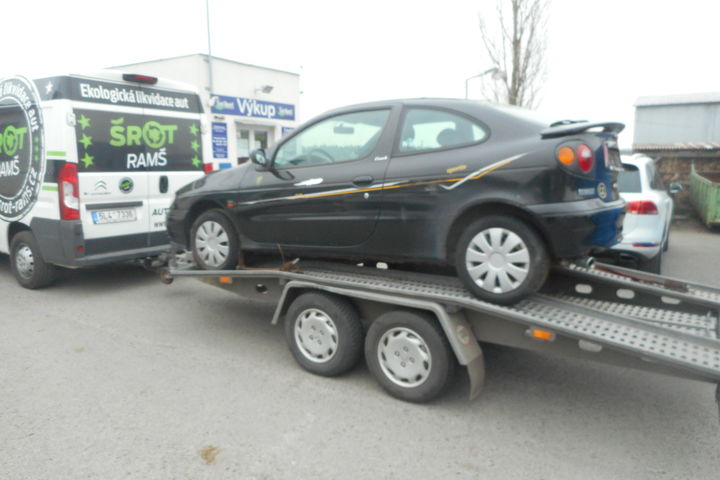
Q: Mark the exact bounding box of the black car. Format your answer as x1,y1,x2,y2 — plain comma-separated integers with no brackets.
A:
167,99,625,304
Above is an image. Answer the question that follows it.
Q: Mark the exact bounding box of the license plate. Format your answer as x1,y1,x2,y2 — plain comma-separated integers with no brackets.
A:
91,208,137,225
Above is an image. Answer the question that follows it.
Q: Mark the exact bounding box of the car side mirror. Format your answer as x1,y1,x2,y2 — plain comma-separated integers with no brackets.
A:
669,182,683,195
250,149,269,169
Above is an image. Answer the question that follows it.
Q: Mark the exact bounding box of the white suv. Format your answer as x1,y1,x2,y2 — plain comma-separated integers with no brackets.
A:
610,154,677,273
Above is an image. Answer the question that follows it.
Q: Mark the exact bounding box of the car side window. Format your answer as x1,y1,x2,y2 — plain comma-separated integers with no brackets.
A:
274,109,390,168
398,108,487,153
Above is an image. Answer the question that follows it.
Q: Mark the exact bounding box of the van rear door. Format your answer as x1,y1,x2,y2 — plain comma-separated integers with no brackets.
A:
139,83,204,248
74,106,152,257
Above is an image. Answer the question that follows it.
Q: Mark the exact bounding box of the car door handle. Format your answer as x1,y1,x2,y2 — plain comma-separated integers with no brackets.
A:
159,175,169,193
353,176,374,187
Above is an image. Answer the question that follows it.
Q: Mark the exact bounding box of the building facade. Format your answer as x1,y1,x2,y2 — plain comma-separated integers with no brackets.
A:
115,54,300,169
634,93,720,213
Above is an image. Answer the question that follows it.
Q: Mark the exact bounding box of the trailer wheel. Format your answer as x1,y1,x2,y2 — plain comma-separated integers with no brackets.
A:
190,209,239,270
284,292,364,377
365,310,456,403
10,231,57,289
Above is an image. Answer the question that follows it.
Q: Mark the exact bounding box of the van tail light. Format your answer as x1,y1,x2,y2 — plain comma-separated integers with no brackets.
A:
58,162,80,220
577,144,594,172
626,200,658,215
203,163,213,174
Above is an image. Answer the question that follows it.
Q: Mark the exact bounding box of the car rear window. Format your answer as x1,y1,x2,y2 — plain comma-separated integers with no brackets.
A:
618,165,641,193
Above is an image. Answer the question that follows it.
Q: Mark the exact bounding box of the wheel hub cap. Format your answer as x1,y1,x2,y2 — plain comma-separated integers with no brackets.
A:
15,245,34,279
465,227,530,294
377,327,431,388
294,308,338,363
195,220,230,267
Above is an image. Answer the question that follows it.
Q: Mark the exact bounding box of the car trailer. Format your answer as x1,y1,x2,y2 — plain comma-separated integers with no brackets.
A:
161,259,720,408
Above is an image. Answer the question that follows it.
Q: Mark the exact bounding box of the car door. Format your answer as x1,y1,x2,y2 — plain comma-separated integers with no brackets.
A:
374,107,490,254
236,108,395,248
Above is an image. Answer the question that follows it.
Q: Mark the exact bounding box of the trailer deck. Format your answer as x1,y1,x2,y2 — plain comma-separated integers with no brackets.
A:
163,259,720,405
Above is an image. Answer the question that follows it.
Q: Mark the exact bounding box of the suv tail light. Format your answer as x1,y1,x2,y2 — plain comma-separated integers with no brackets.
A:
203,163,213,174
58,162,80,220
626,200,658,215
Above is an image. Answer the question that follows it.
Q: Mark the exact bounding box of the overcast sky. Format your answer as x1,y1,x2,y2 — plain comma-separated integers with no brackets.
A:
3,0,719,148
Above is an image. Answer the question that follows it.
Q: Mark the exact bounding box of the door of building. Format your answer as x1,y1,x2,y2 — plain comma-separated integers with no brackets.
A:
236,125,272,164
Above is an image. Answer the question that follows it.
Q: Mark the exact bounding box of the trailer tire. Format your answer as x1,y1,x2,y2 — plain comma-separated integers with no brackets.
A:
10,231,57,289
365,310,456,403
285,292,364,377
190,209,239,270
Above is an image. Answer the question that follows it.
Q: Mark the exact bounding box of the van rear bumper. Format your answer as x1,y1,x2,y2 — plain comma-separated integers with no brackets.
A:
30,218,170,268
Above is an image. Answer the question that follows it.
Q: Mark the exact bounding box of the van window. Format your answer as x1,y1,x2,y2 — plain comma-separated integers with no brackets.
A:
73,110,203,172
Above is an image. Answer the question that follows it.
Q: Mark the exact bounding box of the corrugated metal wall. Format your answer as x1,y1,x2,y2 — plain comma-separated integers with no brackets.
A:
634,104,720,145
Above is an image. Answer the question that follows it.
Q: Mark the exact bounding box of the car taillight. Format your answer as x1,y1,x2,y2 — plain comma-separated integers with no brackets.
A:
203,163,213,174
577,144,594,172
557,146,575,165
626,200,658,215
58,162,80,220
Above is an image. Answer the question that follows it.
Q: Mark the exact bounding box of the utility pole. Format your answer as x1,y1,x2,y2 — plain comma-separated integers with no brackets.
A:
205,0,213,95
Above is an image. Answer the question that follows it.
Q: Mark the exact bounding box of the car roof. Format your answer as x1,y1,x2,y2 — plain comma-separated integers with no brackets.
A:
305,98,551,133
621,153,654,168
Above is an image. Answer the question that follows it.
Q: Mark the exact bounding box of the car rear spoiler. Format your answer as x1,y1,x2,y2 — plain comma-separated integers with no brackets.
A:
540,121,625,139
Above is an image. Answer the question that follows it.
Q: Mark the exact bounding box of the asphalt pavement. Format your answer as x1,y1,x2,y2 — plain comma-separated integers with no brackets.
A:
1,220,719,479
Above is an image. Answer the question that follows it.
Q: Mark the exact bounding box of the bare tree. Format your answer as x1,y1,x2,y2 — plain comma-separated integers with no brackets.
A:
477,0,549,108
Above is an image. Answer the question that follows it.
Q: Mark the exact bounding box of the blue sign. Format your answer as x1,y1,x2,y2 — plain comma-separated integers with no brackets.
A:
281,127,295,137
211,122,228,159
211,94,295,121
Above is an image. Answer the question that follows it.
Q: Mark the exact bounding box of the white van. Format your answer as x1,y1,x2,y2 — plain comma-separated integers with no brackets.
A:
0,71,207,288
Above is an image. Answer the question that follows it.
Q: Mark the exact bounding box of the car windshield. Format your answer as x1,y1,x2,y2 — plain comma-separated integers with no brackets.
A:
617,164,642,193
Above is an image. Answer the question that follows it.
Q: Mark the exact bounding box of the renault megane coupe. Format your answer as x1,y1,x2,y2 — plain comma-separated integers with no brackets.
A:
167,99,625,304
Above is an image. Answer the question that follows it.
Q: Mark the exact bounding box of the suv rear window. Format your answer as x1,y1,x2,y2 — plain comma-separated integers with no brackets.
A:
618,165,641,193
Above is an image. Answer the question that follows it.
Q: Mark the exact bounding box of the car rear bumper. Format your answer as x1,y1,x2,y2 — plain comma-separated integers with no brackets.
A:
609,242,661,261
527,198,625,259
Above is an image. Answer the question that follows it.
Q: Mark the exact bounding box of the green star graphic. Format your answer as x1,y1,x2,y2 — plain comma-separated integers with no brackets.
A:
191,155,200,168
189,124,199,136
80,153,94,168
78,114,91,130
79,134,93,149
34,154,40,162
191,140,199,152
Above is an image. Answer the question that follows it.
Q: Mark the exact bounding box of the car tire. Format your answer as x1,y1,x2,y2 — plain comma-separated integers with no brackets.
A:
639,253,662,274
663,232,670,252
365,310,456,403
285,292,364,377
455,216,550,305
10,231,57,289
190,209,239,270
